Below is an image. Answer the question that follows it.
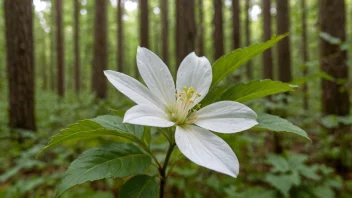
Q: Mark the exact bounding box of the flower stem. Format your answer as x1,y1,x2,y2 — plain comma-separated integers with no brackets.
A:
159,142,176,198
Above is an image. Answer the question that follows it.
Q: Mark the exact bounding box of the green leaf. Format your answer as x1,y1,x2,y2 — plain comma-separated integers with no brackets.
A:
37,115,146,157
254,113,311,141
265,154,290,173
221,80,296,102
211,34,288,89
91,115,144,138
56,142,152,197
311,185,335,198
119,175,158,198
265,174,295,197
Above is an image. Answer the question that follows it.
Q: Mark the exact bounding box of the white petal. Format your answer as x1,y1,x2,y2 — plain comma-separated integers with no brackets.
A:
104,70,164,109
136,47,176,106
123,105,174,127
194,101,258,133
176,52,212,108
175,125,239,177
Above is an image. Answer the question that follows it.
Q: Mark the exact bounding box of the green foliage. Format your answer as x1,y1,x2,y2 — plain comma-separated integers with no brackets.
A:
255,113,311,141
264,153,343,198
210,34,288,89
37,115,146,157
119,175,159,198
56,142,152,197
221,79,296,102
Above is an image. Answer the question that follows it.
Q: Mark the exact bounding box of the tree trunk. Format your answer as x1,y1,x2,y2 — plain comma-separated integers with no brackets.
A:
92,0,108,99
74,0,81,93
197,0,204,56
50,0,56,92
213,0,224,60
232,0,240,49
262,0,273,79
117,0,124,72
301,0,308,110
176,0,196,66
4,0,36,131
245,0,252,79
140,0,149,48
319,0,350,175
55,0,65,97
161,0,169,64
276,0,291,83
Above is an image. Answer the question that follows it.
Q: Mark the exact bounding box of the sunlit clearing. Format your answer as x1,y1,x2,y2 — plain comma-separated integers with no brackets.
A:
125,1,138,11
224,0,231,8
250,5,262,21
153,7,160,15
80,9,87,15
33,0,49,12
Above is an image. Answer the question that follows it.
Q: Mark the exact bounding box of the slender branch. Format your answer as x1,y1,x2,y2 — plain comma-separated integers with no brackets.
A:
159,142,176,198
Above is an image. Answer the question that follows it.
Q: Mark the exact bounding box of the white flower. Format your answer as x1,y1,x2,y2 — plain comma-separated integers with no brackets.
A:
104,47,258,177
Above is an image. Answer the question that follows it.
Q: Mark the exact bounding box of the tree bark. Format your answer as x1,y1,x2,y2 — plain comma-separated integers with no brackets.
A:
197,0,204,56
301,0,308,110
161,0,169,64
140,0,149,48
276,0,291,83
245,0,252,79
176,0,196,66
5,0,36,131
319,0,350,175
55,0,65,97
117,0,124,72
320,0,349,117
262,0,273,79
92,0,108,99
50,0,56,92
74,0,81,93
232,0,240,49
213,0,224,60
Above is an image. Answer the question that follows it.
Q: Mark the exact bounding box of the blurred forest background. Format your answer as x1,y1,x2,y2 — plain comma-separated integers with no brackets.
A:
1,0,352,197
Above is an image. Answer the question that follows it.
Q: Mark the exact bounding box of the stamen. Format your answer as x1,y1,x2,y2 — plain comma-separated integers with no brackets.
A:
168,86,202,125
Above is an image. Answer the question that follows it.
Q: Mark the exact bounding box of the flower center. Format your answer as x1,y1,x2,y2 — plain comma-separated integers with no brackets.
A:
167,87,201,125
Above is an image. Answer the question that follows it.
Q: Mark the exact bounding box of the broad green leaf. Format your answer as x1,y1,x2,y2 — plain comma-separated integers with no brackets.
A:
210,34,288,89
264,174,296,197
56,143,152,197
254,113,311,141
91,115,143,138
265,154,290,173
37,115,145,157
119,175,158,198
311,185,335,198
221,80,296,102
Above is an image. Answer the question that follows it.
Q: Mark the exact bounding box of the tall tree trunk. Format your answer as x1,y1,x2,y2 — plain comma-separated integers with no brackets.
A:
140,0,149,48
319,3,350,119
262,0,273,79
92,0,108,99
277,0,291,83
213,0,224,60
301,0,308,110
42,38,48,90
263,0,282,154
55,0,65,97
50,0,56,92
232,0,240,49
245,0,252,79
117,0,124,72
4,0,36,131
197,0,204,56
161,0,169,64
74,0,81,93
176,0,196,66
